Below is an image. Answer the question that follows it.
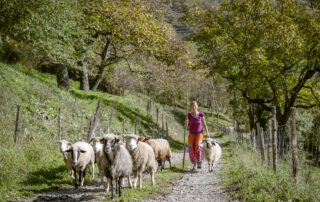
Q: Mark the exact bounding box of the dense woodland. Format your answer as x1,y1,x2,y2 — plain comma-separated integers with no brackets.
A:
1,0,320,201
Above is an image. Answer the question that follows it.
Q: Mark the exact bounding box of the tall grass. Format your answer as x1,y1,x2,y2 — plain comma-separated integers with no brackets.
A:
222,142,320,201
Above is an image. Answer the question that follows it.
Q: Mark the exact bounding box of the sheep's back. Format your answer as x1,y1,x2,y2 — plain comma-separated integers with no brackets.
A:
131,142,156,171
146,139,171,160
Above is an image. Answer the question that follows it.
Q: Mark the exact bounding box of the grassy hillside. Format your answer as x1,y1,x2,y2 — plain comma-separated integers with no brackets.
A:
0,62,190,200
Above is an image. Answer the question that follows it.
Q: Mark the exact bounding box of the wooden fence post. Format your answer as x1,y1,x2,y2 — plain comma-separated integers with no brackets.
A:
268,119,272,167
259,125,265,163
135,120,138,135
252,128,256,152
88,100,101,141
58,107,61,140
166,121,169,140
291,107,299,184
14,105,21,144
272,106,278,172
162,114,164,138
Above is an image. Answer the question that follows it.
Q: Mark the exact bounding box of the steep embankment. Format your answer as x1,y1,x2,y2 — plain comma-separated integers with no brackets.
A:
0,62,185,200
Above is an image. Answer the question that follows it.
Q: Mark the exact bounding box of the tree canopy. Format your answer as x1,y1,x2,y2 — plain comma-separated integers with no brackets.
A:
186,0,320,128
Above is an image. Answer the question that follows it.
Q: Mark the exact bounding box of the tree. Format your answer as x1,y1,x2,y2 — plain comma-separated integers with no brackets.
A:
84,0,185,91
186,0,320,156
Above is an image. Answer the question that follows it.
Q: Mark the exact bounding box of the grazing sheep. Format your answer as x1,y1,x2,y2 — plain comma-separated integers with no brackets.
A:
56,140,73,182
124,134,156,188
66,142,95,188
100,136,132,199
203,138,222,172
138,136,172,171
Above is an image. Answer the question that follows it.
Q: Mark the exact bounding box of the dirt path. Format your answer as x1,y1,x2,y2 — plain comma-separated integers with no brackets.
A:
145,141,232,202
26,140,232,202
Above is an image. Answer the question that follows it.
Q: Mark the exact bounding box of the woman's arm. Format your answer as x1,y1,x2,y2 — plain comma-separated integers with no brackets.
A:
202,115,210,138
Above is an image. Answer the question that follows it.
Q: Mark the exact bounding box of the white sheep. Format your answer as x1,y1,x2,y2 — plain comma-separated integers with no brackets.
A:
203,138,222,172
124,134,156,188
66,142,95,188
56,140,73,182
138,137,172,171
100,136,133,199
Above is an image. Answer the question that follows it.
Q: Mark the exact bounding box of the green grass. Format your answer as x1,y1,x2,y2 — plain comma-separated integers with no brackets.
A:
0,62,189,200
0,62,232,201
222,141,320,201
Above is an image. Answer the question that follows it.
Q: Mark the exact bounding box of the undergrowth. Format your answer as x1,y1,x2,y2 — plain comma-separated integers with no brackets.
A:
222,142,320,201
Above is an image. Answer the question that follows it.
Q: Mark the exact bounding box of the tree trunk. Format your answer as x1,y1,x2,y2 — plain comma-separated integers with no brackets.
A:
91,40,111,91
80,63,89,91
56,64,70,91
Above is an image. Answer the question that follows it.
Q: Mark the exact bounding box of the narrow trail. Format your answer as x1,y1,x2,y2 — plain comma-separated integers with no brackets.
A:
145,140,233,202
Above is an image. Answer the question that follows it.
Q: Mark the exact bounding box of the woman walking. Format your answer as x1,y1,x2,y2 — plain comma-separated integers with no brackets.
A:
185,101,210,170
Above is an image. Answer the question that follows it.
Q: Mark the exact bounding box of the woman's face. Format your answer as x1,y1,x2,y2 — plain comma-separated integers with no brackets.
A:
191,103,198,111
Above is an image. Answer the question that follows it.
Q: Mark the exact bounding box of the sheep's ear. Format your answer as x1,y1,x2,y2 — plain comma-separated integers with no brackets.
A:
67,143,72,146
144,137,149,141
66,148,72,152
89,138,94,144
100,139,105,144
137,137,144,141
212,141,216,145
80,149,86,153
114,138,120,143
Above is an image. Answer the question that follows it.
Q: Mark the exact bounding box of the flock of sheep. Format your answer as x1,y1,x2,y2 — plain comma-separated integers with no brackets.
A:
56,134,221,199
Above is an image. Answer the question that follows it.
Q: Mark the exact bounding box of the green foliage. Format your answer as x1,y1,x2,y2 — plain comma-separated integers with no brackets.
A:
222,143,320,201
0,0,87,63
185,0,320,126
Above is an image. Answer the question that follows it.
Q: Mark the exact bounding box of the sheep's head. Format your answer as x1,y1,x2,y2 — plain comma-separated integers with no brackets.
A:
56,140,71,153
204,138,216,148
89,137,103,152
66,145,86,166
100,137,120,154
138,136,149,142
123,134,139,151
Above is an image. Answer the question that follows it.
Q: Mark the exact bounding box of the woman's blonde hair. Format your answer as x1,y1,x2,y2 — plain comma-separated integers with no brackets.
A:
191,100,198,107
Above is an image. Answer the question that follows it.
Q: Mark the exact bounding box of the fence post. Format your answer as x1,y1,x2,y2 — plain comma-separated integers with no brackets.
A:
272,106,278,172
135,120,138,135
162,114,164,138
258,125,265,163
88,100,101,141
252,128,256,152
291,107,299,184
268,119,272,167
58,107,61,140
14,105,21,144
166,121,169,139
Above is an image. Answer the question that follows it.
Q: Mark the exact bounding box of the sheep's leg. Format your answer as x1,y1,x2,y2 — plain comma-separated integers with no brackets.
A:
128,175,132,188
138,170,143,189
150,171,155,187
166,156,172,169
79,170,83,187
119,177,123,197
156,160,161,172
110,177,114,199
81,168,87,186
133,170,138,188
91,160,95,181
73,168,78,189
